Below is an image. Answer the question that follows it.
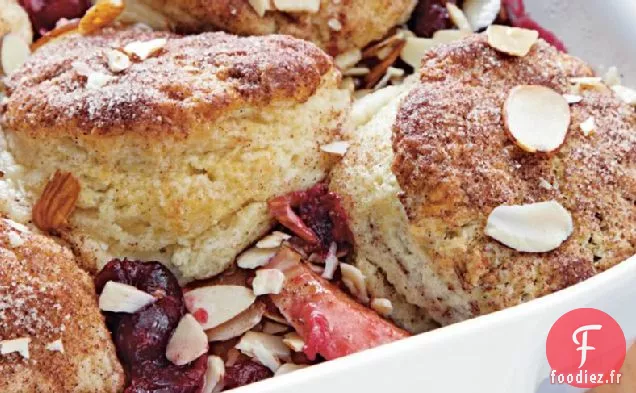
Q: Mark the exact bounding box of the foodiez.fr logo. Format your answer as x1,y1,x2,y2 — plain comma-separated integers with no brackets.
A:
546,308,626,388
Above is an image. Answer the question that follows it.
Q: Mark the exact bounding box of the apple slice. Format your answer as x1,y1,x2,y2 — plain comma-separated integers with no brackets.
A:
99,281,155,313
184,285,256,330
504,85,571,153
166,314,209,366
487,25,539,57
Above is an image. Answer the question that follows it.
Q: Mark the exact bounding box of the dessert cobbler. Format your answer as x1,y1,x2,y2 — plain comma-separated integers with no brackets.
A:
0,0,633,392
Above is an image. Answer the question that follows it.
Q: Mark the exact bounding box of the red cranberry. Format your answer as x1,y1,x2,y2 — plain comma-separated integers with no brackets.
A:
19,0,91,36
408,0,460,38
224,359,273,390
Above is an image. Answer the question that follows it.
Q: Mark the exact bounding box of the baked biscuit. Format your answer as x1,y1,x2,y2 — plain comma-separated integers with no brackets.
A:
392,34,635,324
0,218,124,392
0,26,350,281
123,0,416,55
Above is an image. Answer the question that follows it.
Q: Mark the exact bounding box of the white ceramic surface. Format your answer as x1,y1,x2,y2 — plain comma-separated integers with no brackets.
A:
236,3,636,392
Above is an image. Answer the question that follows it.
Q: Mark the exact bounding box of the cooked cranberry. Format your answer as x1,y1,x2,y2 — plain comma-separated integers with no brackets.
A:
19,0,91,36
125,356,208,393
95,259,182,300
408,0,460,38
224,359,273,390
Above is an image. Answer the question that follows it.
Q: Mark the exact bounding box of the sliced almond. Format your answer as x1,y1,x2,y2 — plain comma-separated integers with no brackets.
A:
123,38,167,61
351,85,402,127
570,76,603,89
612,85,636,106
0,337,30,359
432,29,470,45
272,0,320,13
203,355,225,393
32,171,80,233
105,49,131,73
248,0,272,17
579,116,596,136
237,247,277,269
253,269,285,296
320,141,350,156
256,231,291,249
45,339,65,353
463,0,500,31
282,332,305,352
603,66,622,87
446,3,472,32
370,298,393,317
206,302,265,342
340,263,369,304
275,363,309,376
485,200,573,253
343,67,370,77
563,94,582,104
503,85,571,153
321,242,339,280
79,0,125,35
400,37,435,70
236,332,291,372
184,285,256,330
1,33,30,75
333,48,362,71
486,25,538,56
261,321,289,335
99,281,156,313
166,314,209,366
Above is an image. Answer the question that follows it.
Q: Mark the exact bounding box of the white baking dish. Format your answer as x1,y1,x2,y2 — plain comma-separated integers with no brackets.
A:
236,1,636,392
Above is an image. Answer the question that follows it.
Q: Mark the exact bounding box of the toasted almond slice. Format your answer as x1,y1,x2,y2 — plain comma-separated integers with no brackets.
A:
248,0,272,17
1,33,30,75
343,67,370,77
203,355,225,393
0,337,30,359
282,332,305,352
370,298,393,317
580,116,596,136
340,263,369,304
321,242,339,280
432,29,470,44
261,321,289,335
79,0,124,35
236,332,291,372
446,3,472,32
105,49,131,73
273,0,320,13
400,37,435,70
184,285,256,330
166,314,209,366
612,85,636,106
570,76,603,88
3,218,29,233
32,171,80,233
333,48,362,70
603,66,622,87
206,302,265,342
99,281,156,313
486,25,538,56
320,141,350,156
123,38,166,61
256,231,291,249
237,247,278,269
503,85,571,153
275,363,309,376
563,94,583,104
485,201,573,252
253,269,285,296
463,0,500,31
45,339,65,353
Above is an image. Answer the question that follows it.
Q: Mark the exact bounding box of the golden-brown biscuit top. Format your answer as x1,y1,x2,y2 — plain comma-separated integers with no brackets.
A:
1,26,334,137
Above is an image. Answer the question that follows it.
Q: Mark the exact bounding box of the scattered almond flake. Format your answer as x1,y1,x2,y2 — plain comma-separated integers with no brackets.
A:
78,0,124,34
569,76,603,88
370,298,393,317
105,49,131,73
272,0,320,13
362,34,405,59
99,281,156,313
538,178,553,190
343,67,370,77
261,321,289,335
320,141,350,156
45,339,64,353
263,306,287,325
486,25,538,56
7,231,24,248
166,314,209,366
563,94,583,104
432,29,471,44
0,337,30,359
248,0,272,17
327,18,342,31
446,3,472,32
463,0,500,31
580,116,596,136
400,37,435,70
32,171,80,233
351,85,402,127
86,72,114,90
206,302,265,342
485,201,573,253
3,219,30,233
340,263,369,304
282,332,305,352
237,247,277,269
1,33,31,75
321,242,339,280
123,38,167,61
375,67,405,90
602,66,622,86
236,332,291,372
184,285,256,330
202,355,225,393
275,363,309,376
256,231,291,249
334,48,362,70
253,269,285,295
503,85,571,153
364,40,405,88
611,85,636,106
